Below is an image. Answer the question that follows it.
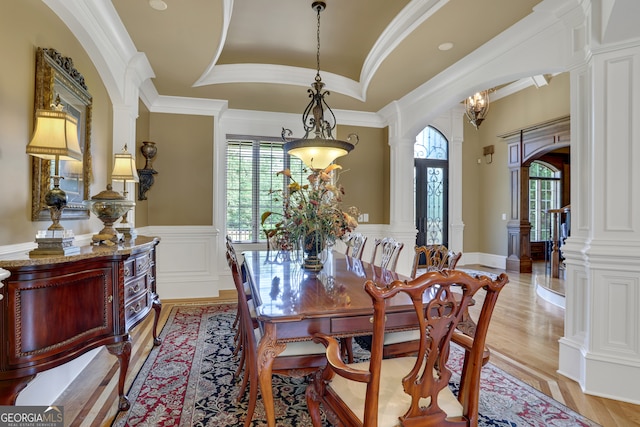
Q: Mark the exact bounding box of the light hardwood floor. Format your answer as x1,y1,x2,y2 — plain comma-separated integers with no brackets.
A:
53,264,639,427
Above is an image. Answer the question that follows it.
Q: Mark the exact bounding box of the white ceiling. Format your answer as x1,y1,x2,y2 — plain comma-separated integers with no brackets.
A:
111,0,543,115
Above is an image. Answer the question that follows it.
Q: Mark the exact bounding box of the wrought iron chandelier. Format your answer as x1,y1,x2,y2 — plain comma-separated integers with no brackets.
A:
464,90,490,129
282,1,357,170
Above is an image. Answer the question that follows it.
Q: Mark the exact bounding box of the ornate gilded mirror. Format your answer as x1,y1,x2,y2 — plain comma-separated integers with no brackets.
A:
32,47,92,221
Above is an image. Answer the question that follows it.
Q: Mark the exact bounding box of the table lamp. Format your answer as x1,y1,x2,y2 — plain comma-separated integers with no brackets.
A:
111,144,139,239
26,102,83,256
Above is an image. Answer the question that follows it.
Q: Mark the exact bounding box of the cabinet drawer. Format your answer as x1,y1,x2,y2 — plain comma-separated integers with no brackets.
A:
123,258,136,279
125,275,148,300
124,251,153,279
125,292,151,326
135,252,153,275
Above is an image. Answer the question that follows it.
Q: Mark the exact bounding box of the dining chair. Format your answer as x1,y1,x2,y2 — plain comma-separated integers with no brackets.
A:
369,237,404,271
344,237,403,363
306,269,509,427
340,231,367,363
344,232,367,260
411,244,462,278
383,245,468,358
225,238,256,379
226,236,251,334
227,248,328,427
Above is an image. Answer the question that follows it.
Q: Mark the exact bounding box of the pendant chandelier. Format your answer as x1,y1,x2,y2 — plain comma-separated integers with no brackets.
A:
282,1,357,170
464,90,490,129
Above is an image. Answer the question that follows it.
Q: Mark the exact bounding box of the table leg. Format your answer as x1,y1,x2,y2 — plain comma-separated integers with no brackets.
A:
256,323,286,427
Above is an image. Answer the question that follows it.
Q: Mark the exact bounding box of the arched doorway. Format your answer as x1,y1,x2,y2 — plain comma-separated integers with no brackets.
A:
500,116,570,273
414,126,449,248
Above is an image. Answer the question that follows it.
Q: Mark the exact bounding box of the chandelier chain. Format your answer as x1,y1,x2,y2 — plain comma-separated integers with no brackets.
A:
281,1,357,169
315,3,321,82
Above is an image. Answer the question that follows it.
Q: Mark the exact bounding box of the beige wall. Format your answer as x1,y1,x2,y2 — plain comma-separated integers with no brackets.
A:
461,122,482,253
0,0,111,246
336,125,389,224
145,113,214,225
462,72,570,256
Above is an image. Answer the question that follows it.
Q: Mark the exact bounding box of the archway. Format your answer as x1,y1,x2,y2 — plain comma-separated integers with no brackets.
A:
500,116,570,273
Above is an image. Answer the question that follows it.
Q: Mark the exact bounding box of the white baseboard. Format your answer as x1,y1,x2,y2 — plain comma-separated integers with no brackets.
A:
457,252,507,270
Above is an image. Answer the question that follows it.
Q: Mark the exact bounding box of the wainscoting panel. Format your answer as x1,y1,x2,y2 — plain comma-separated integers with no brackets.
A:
140,226,221,300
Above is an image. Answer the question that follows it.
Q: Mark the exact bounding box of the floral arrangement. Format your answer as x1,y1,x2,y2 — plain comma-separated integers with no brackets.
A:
261,164,359,255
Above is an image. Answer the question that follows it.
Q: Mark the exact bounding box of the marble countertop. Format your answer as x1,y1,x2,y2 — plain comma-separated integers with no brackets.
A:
0,235,160,268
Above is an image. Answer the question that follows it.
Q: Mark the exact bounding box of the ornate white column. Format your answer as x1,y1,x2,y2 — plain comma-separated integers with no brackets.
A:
111,53,154,224
560,6,640,403
386,115,419,275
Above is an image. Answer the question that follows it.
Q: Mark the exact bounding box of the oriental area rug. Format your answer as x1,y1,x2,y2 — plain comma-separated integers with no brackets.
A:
112,304,600,427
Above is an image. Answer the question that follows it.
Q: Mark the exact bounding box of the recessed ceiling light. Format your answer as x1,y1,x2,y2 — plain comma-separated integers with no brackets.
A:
149,0,168,11
438,42,454,51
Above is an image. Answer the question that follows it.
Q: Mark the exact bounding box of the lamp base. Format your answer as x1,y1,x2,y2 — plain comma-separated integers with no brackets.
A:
92,230,124,245
30,231,80,257
116,224,137,240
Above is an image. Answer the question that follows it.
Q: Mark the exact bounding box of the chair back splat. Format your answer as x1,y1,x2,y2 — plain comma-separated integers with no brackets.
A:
370,237,404,271
411,244,462,278
345,233,367,260
306,270,509,427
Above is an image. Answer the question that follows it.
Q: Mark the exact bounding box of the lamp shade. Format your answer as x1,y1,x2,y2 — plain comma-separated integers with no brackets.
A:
26,109,82,161
284,136,353,170
111,146,139,182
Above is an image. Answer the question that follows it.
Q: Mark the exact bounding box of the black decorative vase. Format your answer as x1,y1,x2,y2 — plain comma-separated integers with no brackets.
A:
302,232,325,272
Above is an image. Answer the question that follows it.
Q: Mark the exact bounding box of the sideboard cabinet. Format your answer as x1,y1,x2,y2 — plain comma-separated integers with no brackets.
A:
0,236,161,410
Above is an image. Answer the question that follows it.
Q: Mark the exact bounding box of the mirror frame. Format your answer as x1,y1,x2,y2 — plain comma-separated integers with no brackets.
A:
32,47,93,221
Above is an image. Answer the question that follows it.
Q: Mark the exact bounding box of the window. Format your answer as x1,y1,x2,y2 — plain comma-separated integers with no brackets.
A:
226,136,304,243
414,126,449,246
529,161,560,242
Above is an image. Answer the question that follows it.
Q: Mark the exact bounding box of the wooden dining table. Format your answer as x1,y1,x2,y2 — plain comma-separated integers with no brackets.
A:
242,249,423,427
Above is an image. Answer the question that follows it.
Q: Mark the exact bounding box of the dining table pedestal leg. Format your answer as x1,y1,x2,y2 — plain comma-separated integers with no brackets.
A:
256,323,286,427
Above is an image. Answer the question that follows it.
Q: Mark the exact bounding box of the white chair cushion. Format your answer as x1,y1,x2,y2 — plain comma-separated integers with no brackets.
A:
247,299,257,319
253,328,327,356
243,280,252,296
328,357,463,427
383,329,421,345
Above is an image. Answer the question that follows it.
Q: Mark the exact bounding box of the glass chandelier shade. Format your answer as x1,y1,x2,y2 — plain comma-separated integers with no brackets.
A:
282,1,357,170
464,90,490,129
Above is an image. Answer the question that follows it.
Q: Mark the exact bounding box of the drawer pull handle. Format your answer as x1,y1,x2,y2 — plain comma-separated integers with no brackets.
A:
369,315,387,324
130,283,142,294
124,266,132,277
129,302,142,314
